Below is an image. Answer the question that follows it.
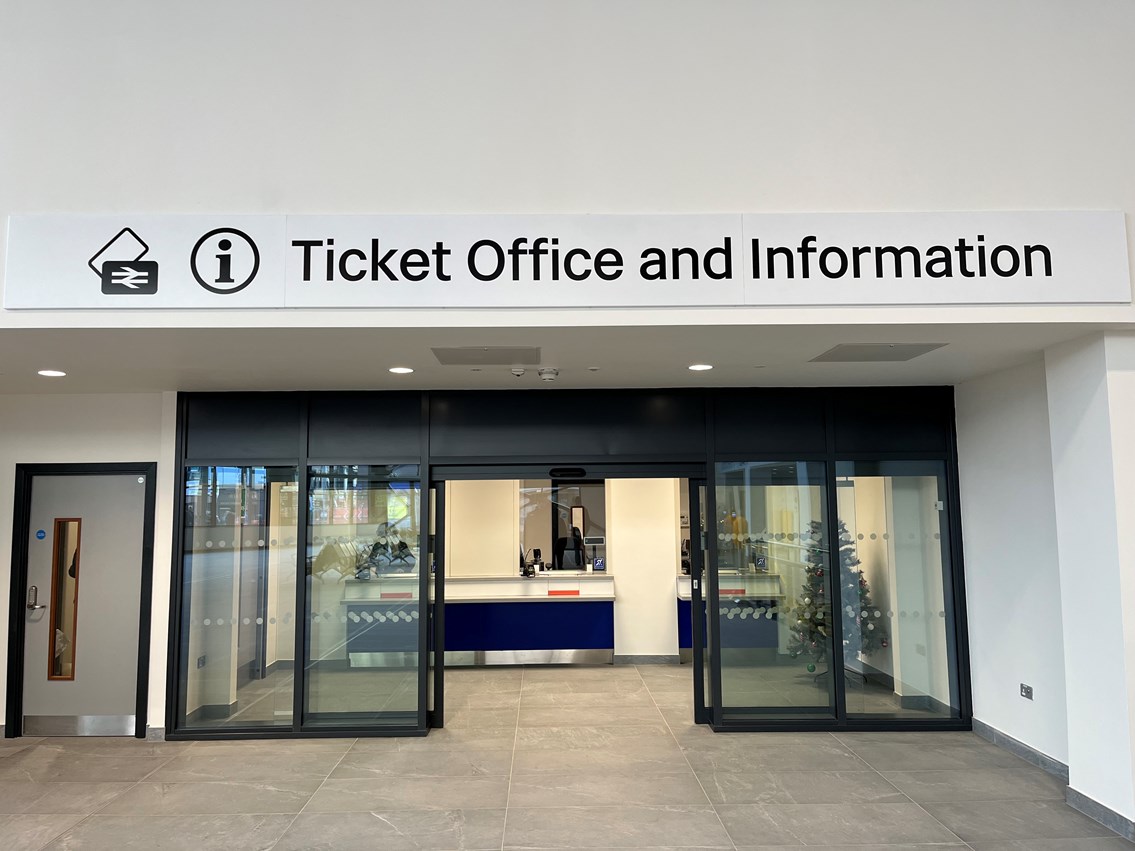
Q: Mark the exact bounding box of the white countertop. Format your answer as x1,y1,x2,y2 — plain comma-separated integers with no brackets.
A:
446,572,611,582
445,595,616,603
341,572,616,603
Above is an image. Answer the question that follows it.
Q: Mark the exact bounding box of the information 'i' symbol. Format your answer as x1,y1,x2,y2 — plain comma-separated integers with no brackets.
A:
191,228,261,295
215,239,234,284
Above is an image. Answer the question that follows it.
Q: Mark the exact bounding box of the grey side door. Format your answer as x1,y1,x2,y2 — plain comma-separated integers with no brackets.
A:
21,473,148,736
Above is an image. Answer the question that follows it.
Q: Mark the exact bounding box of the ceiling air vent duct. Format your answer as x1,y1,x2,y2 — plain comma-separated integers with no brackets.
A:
431,346,542,366
810,343,946,363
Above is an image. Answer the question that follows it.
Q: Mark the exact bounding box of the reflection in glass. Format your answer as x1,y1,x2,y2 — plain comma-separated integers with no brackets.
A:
715,461,835,720
180,466,298,728
517,480,606,573
306,465,421,728
48,519,81,680
836,461,959,718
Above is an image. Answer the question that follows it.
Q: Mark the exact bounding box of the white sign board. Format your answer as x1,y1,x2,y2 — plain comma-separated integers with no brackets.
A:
4,211,1129,309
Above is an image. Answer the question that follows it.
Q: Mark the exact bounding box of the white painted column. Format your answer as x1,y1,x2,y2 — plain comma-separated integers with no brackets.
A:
1045,333,1135,823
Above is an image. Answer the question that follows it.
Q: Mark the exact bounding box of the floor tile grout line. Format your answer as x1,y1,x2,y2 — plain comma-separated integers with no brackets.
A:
644,664,747,851
264,737,357,851
25,742,184,851
500,665,524,851
834,734,974,848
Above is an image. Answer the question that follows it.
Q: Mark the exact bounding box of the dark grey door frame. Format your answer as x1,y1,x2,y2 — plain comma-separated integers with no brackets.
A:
5,462,158,739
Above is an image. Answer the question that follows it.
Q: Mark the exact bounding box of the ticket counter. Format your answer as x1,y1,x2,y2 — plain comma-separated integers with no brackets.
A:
438,476,686,665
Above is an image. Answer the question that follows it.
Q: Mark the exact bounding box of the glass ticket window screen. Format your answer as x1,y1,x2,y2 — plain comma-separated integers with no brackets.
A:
306,465,421,728
179,466,298,729
443,480,607,577
836,461,960,719
714,461,835,721
551,481,606,570
48,518,81,680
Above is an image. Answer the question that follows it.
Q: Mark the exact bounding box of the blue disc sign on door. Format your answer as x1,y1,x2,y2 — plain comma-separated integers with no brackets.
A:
35,530,46,540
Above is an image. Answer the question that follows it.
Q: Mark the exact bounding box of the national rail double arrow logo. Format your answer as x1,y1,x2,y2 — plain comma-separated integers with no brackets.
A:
89,227,159,295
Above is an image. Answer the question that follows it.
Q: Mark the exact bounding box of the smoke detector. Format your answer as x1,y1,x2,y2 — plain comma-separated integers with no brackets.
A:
537,367,559,382
511,368,526,377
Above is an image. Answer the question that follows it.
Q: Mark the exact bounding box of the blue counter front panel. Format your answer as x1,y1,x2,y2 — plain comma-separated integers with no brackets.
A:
446,601,614,651
678,598,779,649
346,603,418,653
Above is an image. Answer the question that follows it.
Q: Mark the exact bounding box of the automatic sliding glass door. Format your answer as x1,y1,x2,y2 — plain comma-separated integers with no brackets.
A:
705,458,964,729
835,460,961,720
689,480,713,724
712,461,837,723
303,465,423,730
427,482,444,729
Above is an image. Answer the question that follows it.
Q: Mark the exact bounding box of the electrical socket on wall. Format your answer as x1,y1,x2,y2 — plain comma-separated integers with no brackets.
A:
197,655,207,669
1020,683,1034,700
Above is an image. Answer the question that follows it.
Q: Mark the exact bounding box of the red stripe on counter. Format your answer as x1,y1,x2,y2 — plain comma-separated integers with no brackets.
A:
380,592,414,599
548,590,581,596
720,588,746,595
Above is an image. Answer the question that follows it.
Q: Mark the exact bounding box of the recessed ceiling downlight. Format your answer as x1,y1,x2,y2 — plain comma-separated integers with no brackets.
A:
688,364,714,371
388,367,414,374
38,369,67,377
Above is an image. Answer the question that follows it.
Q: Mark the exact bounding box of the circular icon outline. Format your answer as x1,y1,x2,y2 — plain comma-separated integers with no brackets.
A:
191,228,260,295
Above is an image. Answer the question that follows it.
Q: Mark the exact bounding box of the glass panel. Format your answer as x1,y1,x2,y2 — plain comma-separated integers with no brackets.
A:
180,466,298,728
48,518,81,680
306,465,421,728
836,461,959,718
553,481,607,571
715,461,835,720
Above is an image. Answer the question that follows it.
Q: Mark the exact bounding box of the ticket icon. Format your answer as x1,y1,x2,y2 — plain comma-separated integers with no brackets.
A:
89,227,159,295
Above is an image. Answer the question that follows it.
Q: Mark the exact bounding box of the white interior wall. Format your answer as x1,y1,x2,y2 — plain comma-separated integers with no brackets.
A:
3,2,1135,338
955,359,1067,764
1102,334,1135,804
0,392,172,729
1044,336,1134,819
1,7,1135,800
608,478,681,657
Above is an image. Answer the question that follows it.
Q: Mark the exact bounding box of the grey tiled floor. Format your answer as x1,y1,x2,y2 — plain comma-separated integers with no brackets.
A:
1,664,1131,850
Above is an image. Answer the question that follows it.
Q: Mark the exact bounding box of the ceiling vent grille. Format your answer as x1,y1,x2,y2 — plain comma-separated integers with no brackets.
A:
432,346,542,366
810,343,947,363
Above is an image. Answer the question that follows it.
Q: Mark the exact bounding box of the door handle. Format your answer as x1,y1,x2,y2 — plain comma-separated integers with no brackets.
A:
26,585,46,611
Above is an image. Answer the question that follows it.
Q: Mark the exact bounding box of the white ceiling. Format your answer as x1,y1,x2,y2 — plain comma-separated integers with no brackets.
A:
0,322,1111,395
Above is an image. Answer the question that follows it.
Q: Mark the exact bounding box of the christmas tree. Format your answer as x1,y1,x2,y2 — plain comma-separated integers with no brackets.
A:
787,519,887,671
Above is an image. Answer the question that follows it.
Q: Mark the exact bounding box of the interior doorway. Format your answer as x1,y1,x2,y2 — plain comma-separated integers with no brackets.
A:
427,464,711,731
5,463,157,738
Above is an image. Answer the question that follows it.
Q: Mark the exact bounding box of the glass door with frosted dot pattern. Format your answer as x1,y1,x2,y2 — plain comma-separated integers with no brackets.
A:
713,461,837,722
836,460,961,719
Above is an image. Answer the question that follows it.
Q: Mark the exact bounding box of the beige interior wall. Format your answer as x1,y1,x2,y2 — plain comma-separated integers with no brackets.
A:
839,477,895,679
521,480,552,563
265,481,297,666
445,480,520,577
608,478,681,656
